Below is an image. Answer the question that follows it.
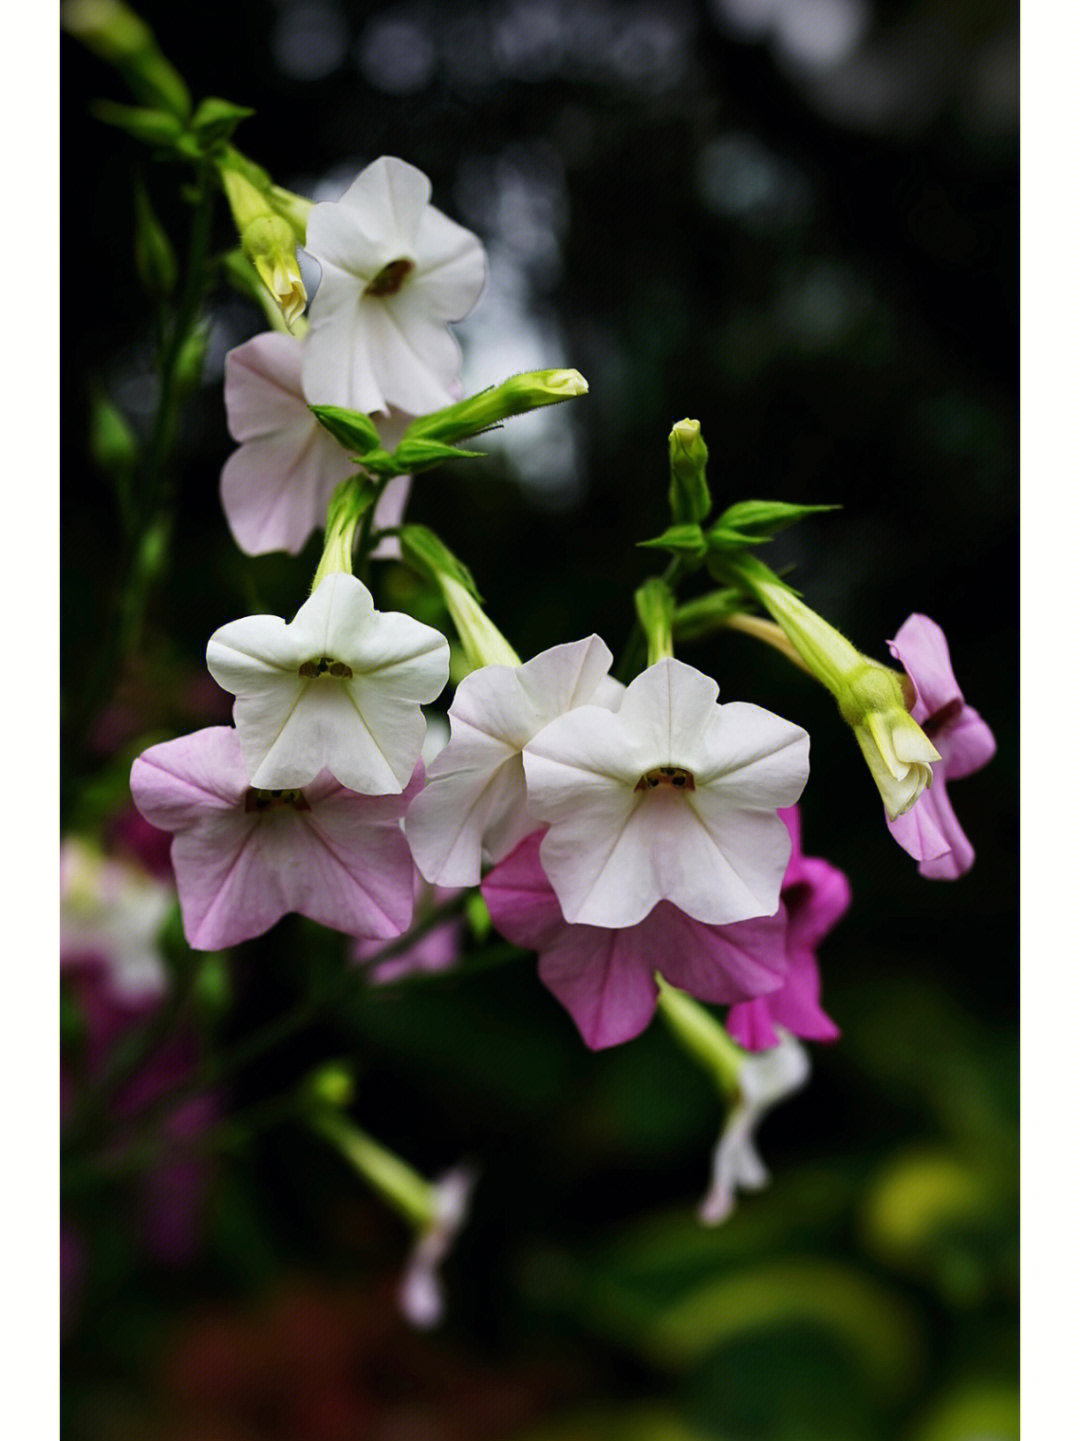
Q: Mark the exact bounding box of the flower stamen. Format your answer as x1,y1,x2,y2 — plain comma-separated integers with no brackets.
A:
635,765,696,793
365,258,414,297
298,657,354,679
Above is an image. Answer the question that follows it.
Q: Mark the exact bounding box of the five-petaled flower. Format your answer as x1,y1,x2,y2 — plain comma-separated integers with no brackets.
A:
521,658,810,928
884,614,996,878
130,726,422,950
302,157,487,416
405,635,623,887
482,830,791,1050
206,572,449,796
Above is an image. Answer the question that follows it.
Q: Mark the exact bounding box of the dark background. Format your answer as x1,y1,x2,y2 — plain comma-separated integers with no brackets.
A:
62,2,1017,1438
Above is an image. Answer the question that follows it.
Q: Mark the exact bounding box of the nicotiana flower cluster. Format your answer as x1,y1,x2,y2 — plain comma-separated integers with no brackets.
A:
111,143,994,1322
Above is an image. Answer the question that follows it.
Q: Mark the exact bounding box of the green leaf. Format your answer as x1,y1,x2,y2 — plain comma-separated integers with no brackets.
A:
309,404,383,456
398,525,483,603
190,96,255,145
638,524,708,559
90,99,184,146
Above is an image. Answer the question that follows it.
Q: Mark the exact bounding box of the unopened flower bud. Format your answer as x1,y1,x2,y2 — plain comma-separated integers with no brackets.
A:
405,369,588,446
222,170,307,329
668,417,711,525
62,0,191,117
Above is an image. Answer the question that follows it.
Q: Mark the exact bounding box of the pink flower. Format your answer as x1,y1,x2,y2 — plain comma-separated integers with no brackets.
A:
129,727,421,950
481,831,789,1050
221,331,412,558
885,615,996,879
726,807,848,1051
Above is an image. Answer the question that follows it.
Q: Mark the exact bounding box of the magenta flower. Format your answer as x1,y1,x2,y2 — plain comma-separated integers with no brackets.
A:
726,807,848,1051
130,726,421,950
885,615,996,878
481,830,789,1050
221,330,412,558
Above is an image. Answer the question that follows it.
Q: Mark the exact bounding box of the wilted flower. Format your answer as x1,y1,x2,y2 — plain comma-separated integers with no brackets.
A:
885,614,996,877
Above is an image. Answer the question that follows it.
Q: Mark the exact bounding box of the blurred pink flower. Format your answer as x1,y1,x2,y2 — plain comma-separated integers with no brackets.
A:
482,830,789,1050
885,614,996,878
353,875,462,982
221,330,412,558
130,726,422,950
726,806,847,1051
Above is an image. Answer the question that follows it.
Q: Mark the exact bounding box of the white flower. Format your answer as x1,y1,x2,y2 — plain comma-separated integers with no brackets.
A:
699,1032,811,1225
521,658,809,928
404,636,624,887
206,572,449,795
60,837,173,1001
398,1165,477,1329
302,157,487,416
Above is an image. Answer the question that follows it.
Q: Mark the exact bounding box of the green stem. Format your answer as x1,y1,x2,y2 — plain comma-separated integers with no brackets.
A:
615,557,688,682
309,1109,435,1228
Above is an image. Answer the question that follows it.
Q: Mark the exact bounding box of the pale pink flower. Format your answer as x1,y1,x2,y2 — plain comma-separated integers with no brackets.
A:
482,831,789,1050
129,726,421,950
206,572,449,795
885,615,996,878
726,806,847,1051
353,875,462,982
405,636,623,887
221,330,412,557
303,157,486,416
521,658,809,928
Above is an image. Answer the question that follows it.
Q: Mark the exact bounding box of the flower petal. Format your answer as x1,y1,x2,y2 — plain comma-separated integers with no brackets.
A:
940,703,997,780
537,925,660,1049
408,204,488,319
885,783,952,863
480,830,574,954
887,613,962,722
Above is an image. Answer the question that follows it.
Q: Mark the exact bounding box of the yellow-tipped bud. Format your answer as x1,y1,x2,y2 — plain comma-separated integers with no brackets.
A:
222,170,307,329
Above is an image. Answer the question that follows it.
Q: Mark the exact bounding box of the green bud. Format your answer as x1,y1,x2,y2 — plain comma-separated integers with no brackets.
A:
62,0,191,118
668,418,711,525
306,1062,355,1111
192,952,231,1015
90,99,184,147
465,892,492,941
635,576,676,667
133,180,177,296
88,391,138,479
405,369,588,445
174,321,209,393
267,184,313,242
638,523,708,560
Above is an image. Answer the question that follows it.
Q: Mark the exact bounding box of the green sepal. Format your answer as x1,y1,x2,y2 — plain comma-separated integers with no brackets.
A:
672,588,743,642
389,437,484,473
638,523,707,560
403,369,588,446
309,404,384,458
712,500,839,542
398,525,483,604
634,576,676,666
190,96,255,146
88,390,138,479
90,99,184,146
708,549,802,599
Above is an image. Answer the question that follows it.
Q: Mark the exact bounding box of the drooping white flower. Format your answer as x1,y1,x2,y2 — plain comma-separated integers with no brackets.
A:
699,1032,811,1224
404,636,624,887
206,572,449,795
221,330,412,558
522,658,809,928
302,157,487,416
398,1165,477,1329
60,837,173,1001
